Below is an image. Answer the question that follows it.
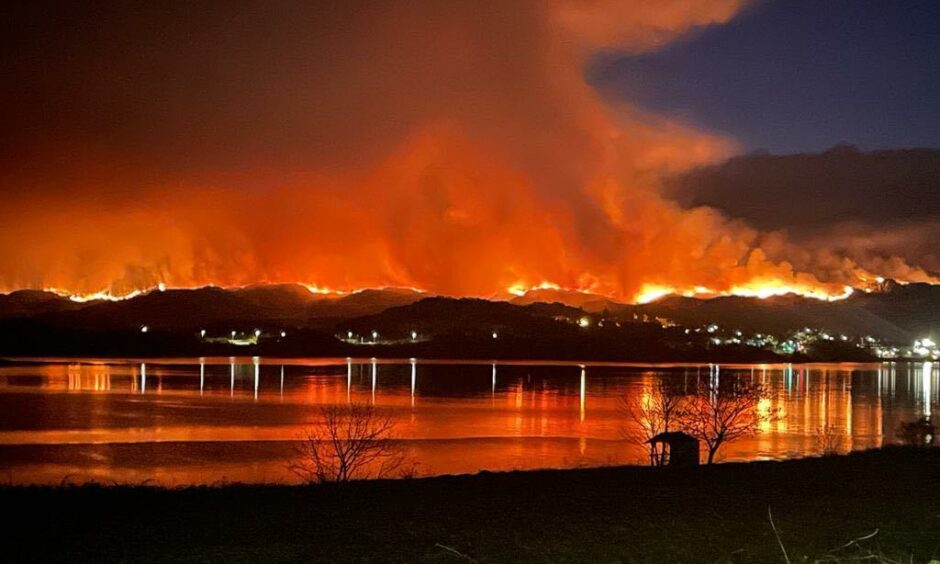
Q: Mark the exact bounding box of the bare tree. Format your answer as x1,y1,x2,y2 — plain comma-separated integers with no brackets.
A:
621,378,685,466
288,403,406,483
814,424,846,456
678,379,777,464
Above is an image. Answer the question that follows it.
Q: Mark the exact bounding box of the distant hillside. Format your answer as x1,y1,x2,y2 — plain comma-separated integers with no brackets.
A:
33,287,288,331
508,283,940,341
847,281,940,337
510,288,623,313
334,296,752,362
623,281,939,341
305,288,428,322
0,286,428,332
342,297,582,340
0,290,90,319
624,293,909,341
0,281,938,343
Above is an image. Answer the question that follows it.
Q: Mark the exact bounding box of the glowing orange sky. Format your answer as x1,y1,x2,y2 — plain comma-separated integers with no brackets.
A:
0,1,935,303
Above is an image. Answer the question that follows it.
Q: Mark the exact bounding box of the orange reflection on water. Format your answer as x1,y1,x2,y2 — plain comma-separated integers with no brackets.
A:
0,359,936,484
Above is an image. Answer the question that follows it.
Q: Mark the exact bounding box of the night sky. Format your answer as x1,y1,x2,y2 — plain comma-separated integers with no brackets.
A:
590,0,940,153
1,1,938,300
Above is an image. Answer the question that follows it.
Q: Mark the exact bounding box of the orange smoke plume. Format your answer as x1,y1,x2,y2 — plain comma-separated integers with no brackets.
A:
0,1,932,304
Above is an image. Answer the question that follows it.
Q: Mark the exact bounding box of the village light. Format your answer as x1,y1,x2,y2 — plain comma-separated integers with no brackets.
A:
913,338,934,357
371,330,378,342
254,329,261,337
492,331,498,339
578,317,590,328
280,330,287,338
411,330,417,340
347,330,353,339
231,330,236,338
200,329,206,338
140,325,148,333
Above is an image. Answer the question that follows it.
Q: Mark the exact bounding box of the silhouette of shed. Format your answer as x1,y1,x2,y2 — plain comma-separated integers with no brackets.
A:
648,431,700,467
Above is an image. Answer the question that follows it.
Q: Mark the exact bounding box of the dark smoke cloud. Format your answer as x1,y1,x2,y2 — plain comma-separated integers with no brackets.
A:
668,145,940,282
667,145,940,232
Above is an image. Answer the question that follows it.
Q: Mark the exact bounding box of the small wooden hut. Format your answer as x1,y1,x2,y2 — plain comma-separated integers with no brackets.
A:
647,431,700,467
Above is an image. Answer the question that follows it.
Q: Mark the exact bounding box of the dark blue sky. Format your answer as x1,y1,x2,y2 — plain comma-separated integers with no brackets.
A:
589,0,940,154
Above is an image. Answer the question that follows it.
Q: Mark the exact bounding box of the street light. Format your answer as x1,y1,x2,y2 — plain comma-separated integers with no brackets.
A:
371,330,378,342
411,330,417,341
140,325,148,333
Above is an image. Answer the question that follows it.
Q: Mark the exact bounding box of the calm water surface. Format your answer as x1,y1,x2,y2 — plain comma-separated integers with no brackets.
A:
0,358,936,485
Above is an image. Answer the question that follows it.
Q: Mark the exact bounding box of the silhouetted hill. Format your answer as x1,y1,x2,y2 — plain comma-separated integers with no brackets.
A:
510,289,623,313
0,290,90,319
305,288,428,321
342,297,582,340
848,281,940,337
231,284,323,310
625,293,911,341
507,284,940,341
34,287,277,330
334,296,752,361
0,286,430,332
617,281,940,341
1,282,938,355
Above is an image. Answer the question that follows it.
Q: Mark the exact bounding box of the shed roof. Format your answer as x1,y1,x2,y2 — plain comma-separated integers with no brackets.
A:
647,431,698,444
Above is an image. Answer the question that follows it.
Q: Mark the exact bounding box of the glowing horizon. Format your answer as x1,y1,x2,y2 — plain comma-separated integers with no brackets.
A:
26,278,875,306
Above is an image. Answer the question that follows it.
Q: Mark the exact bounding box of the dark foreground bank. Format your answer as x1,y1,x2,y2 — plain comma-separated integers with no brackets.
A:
2,448,939,563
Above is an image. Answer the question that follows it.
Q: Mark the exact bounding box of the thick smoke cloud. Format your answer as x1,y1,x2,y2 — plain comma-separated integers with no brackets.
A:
0,0,926,300
668,146,940,283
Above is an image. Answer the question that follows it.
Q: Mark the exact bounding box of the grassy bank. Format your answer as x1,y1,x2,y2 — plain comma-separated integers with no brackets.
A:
2,448,939,563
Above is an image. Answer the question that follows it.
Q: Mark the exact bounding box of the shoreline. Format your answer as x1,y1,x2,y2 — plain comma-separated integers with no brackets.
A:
3,448,939,562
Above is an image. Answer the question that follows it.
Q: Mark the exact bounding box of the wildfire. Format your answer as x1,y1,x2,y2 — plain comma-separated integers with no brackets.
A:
507,281,564,297
45,287,148,303
23,278,874,307
302,284,348,296
727,283,854,302
505,279,859,305
43,282,170,303
634,284,676,304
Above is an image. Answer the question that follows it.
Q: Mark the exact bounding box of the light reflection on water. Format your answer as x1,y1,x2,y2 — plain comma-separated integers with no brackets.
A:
0,358,936,485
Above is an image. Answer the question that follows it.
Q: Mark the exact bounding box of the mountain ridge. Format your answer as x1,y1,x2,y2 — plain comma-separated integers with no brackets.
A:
0,281,937,342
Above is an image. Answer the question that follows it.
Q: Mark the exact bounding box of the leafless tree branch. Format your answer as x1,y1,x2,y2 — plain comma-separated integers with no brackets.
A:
288,403,407,483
